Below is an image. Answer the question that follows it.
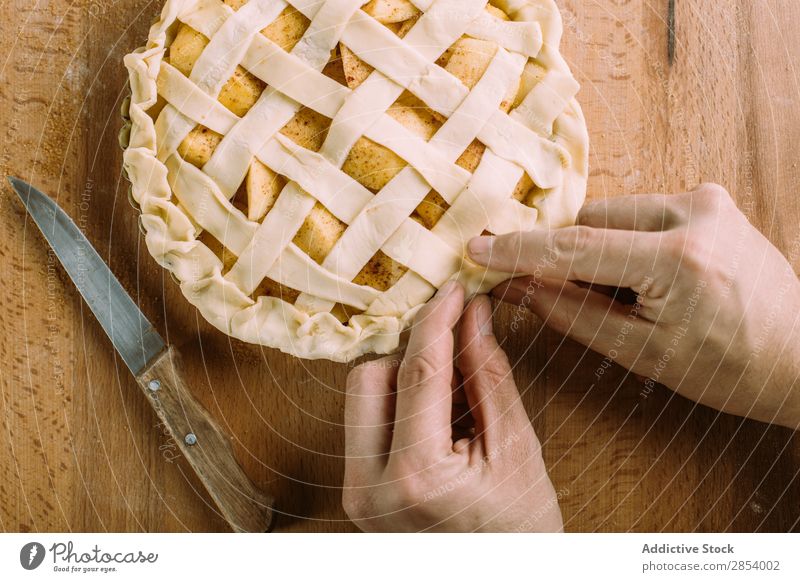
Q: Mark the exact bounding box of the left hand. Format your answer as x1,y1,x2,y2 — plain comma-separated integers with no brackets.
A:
342,282,563,532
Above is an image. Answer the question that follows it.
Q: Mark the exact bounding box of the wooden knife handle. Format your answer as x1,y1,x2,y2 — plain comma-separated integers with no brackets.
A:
136,345,275,532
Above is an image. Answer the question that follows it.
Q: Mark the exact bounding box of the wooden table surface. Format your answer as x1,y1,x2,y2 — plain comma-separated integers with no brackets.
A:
1,0,799,533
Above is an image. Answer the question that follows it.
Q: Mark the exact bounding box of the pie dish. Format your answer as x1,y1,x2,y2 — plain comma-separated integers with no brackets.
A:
123,0,589,362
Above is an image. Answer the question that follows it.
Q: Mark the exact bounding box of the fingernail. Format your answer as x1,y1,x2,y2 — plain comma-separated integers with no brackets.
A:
468,236,494,262
477,298,494,336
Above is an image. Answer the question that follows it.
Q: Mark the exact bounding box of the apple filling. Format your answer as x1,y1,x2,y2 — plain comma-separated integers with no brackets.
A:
159,0,547,321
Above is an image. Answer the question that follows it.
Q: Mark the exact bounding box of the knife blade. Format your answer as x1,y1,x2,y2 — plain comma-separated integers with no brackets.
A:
9,177,166,375
10,177,275,533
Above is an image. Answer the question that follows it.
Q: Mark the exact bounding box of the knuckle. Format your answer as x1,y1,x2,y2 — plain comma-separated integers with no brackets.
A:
663,231,691,263
398,352,440,389
548,229,571,256
551,226,595,260
572,226,597,255
695,182,730,199
547,230,570,262
665,231,712,277
679,235,707,271
478,352,513,387
693,182,733,211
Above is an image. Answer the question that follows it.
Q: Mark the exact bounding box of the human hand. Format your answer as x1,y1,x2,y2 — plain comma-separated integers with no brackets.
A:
342,282,563,532
468,184,800,429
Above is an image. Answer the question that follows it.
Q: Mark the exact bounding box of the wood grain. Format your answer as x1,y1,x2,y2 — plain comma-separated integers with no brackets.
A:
136,346,275,532
1,0,799,533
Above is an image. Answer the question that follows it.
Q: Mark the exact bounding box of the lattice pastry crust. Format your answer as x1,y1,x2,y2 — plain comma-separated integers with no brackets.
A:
124,0,589,361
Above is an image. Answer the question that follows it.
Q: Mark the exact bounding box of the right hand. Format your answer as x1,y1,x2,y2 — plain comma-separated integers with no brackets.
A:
468,184,800,429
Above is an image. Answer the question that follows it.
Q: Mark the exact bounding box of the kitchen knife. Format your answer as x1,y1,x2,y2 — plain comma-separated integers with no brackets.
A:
9,177,275,533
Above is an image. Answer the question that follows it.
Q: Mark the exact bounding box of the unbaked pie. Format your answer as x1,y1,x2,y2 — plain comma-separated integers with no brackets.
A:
123,0,589,361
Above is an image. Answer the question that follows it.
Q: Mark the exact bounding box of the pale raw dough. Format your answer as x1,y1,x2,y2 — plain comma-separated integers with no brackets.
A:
123,0,589,361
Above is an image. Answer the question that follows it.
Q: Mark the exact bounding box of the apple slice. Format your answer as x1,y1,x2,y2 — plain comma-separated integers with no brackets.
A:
363,0,420,23
246,160,284,221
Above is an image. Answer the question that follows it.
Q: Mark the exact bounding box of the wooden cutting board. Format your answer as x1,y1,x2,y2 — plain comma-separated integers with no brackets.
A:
1,0,799,532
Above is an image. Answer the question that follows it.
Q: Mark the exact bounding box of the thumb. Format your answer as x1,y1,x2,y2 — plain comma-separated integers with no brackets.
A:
456,296,534,455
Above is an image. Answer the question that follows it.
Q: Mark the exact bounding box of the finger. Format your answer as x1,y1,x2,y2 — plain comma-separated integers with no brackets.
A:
345,356,401,477
577,194,682,232
457,296,532,455
496,277,638,305
505,277,657,373
392,281,465,459
492,277,533,305
468,227,663,290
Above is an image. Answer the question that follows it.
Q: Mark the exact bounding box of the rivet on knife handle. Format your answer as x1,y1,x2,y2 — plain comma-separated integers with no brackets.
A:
137,346,275,533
